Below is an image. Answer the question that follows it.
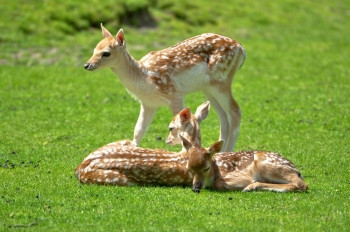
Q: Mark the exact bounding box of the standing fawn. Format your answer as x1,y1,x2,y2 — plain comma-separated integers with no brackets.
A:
84,24,245,151
181,135,308,193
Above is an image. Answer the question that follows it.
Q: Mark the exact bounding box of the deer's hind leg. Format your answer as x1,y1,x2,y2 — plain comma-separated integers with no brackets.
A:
204,92,229,151
206,86,241,152
242,179,308,192
243,169,308,192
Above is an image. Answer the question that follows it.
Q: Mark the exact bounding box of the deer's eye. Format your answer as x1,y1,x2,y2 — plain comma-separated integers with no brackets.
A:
102,52,111,57
169,127,174,131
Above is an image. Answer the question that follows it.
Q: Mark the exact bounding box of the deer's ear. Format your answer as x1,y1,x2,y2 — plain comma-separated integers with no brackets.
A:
208,140,224,155
101,23,113,38
180,134,192,152
116,29,125,46
179,107,191,124
195,101,210,124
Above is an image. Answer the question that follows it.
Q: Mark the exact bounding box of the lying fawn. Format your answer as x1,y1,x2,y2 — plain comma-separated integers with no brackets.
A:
74,102,211,186
75,140,193,186
166,101,210,150
181,135,308,193
84,24,245,151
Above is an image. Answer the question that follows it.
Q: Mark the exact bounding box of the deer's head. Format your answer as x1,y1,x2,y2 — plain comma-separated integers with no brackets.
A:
166,101,210,147
181,135,223,193
84,24,126,71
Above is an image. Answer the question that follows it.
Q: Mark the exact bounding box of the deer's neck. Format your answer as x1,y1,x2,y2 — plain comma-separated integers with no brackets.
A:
180,120,201,152
111,50,146,89
202,161,216,188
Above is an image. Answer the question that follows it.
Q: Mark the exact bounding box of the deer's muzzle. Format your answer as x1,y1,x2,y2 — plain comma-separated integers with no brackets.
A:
165,137,173,145
84,63,97,71
192,182,202,193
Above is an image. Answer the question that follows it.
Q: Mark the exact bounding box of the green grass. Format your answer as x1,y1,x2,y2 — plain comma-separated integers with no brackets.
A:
1,0,349,231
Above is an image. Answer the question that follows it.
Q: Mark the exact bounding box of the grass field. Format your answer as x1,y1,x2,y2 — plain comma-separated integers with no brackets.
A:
1,0,349,231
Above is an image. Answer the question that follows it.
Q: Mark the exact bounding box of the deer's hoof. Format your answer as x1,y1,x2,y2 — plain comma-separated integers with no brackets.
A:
131,141,139,147
242,183,258,192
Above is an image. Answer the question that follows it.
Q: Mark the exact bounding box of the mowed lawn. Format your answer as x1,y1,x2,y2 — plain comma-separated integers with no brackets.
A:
0,0,349,231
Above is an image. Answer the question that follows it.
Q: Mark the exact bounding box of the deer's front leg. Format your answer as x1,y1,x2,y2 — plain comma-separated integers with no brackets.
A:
213,178,231,191
132,104,157,147
213,176,252,191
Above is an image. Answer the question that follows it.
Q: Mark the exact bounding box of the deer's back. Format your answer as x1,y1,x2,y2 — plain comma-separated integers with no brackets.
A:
214,151,299,173
139,33,245,92
75,141,193,186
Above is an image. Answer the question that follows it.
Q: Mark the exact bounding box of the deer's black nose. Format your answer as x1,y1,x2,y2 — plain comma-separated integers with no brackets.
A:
84,63,90,70
192,182,202,193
